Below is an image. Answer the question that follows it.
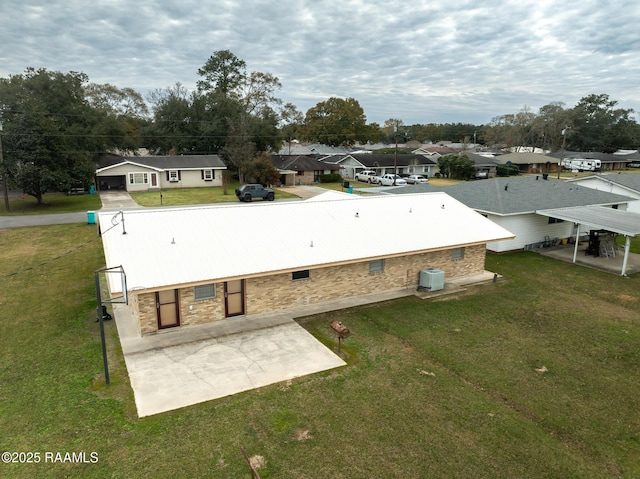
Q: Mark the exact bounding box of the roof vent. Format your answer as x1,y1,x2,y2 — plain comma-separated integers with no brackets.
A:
504,184,509,191
441,204,445,209
171,237,175,244
355,212,359,218
409,207,412,213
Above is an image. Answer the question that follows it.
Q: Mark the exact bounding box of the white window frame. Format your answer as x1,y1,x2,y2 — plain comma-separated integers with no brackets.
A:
168,170,179,182
203,169,214,181
128,172,148,185
194,284,216,301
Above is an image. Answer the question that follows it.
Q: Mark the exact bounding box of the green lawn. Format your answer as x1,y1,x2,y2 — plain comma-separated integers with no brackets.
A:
129,184,299,207
1,226,639,478
0,193,102,215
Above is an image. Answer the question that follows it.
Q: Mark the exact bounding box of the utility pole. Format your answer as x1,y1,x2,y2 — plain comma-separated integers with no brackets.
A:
393,121,399,186
0,121,9,213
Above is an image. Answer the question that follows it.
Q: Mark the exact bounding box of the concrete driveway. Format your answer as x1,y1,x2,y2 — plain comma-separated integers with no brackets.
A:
112,303,347,417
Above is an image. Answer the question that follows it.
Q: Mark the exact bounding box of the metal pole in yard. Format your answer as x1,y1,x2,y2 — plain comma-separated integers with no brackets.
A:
95,271,110,385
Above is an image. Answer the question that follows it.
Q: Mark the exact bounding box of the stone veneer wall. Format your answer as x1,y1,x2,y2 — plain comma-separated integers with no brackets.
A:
132,244,485,335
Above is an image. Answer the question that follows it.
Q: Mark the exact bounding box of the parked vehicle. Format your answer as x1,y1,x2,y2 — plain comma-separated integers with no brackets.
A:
235,184,275,202
355,170,378,182
561,158,601,172
406,175,429,184
379,174,407,186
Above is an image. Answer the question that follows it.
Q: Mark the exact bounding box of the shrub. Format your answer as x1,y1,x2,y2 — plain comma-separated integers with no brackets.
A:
319,173,343,183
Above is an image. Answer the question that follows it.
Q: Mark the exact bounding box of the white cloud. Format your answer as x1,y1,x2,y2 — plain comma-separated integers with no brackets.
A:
2,0,640,124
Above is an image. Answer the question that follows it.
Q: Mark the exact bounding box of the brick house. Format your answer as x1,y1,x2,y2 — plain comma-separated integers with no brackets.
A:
99,192,513,336
270,155,342,186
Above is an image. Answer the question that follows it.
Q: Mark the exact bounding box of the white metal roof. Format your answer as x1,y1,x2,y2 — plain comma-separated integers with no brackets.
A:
537,205,640,236
99,192,514,294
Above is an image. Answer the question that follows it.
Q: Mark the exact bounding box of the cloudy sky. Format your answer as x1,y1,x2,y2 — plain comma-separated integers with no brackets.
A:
2,0,640,125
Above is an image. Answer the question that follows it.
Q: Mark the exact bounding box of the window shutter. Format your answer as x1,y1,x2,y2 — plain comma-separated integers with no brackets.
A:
201,170,204,179
178,171,181,180
166,171,169,181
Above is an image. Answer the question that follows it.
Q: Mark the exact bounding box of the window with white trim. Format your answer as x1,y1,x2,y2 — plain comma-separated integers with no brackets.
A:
203,169,214,181
168,170,179,182
452,247,465,260
128,172,148,185
194,284,216,300
369,259,385,273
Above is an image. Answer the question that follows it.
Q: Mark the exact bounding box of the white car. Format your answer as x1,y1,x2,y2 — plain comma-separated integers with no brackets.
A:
379,174,407,186
406,175,429,184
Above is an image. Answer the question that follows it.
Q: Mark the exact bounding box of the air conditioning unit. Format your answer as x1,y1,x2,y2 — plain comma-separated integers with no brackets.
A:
419,268,445,292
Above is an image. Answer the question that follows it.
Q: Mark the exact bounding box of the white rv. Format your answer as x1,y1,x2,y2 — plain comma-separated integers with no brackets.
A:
561,158,601,172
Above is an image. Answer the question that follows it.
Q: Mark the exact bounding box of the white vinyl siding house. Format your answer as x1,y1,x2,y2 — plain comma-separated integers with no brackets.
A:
96,155,226,192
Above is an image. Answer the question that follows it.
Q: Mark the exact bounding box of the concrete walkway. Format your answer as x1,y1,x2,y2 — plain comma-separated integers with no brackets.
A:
111,270,497,417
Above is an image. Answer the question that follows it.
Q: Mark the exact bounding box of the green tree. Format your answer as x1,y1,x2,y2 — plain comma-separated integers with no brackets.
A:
301,97,370,146
569,94,637,152
0,68,136,203
197,50,247,96
241,153,280,186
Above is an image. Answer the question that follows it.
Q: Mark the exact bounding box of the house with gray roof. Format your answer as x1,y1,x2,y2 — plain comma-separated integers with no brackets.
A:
325,153,437,180
95,155,227,191
270,155,341,185
390,176,633,252
565,173,640,213
547,151,629,171
494,152,562,175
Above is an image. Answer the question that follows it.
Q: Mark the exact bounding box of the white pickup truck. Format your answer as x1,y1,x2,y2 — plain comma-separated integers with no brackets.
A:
355,170,379,183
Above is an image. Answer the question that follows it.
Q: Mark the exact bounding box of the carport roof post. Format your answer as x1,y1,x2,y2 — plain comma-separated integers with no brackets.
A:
538,205,640,276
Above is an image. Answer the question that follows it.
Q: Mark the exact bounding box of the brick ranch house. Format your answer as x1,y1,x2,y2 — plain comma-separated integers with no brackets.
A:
98,192,514,336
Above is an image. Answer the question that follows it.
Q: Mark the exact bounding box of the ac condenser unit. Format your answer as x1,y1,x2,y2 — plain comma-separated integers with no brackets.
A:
419,268,445,292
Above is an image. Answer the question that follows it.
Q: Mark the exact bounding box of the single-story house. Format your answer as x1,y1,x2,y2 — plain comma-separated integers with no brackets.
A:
565,174,640,213
95,155,227,192
547,151,630,171
493,152,563,174
270,155,342,185
323,154,437,179
390,176,633,252
98,192,514,336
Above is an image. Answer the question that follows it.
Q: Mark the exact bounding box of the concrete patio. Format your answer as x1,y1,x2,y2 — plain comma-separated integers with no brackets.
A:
538,243,640,276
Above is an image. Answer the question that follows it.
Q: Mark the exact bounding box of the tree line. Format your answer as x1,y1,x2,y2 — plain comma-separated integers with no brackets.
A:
1,50,638,202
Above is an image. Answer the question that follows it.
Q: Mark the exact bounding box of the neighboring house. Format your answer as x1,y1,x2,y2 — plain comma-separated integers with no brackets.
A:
566,174,640,213
465,152,501,178
276,142,354,156
494,152,563,174
325,154,437,179
547,151,630,171
98,192,513,335
95,155,227,192
391,176,633,252
270,155,342,185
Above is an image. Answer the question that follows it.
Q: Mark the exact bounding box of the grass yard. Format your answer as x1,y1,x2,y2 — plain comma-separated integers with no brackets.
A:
1,225,639,478
129,184,299,207
0,193,102,216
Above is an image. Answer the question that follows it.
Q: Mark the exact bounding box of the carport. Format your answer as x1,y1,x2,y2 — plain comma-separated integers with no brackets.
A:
537,206,640,276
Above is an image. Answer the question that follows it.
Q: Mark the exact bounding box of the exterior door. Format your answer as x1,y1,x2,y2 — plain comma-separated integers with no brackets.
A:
150,172,158,187
224,280,245,317
156,289,180,329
